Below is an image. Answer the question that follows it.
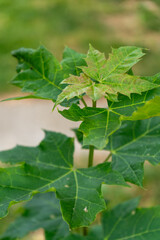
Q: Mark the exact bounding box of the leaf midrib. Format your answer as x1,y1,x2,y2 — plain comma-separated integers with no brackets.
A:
21,54,62,91
106,48,140,77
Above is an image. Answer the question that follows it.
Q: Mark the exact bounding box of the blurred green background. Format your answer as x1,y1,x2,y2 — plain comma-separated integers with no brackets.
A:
1,0,160,239
1,0,160,93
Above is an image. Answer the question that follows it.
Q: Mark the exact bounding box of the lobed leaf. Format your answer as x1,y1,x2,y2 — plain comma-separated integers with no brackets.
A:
7,46,86,105
54,73,116,107
102,198,160,240
0,192,69,240
54,74,92,108
0,192,103,240
106,117,160,186
56,45,158,105
108,73,160,118
73,114,160,187
0,131,126,229
122,96,160,120
61,79,160,150
59,104,121,149
81,45,145,80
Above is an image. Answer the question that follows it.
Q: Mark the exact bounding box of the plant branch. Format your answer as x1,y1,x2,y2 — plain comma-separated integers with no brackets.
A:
83,100,97,235
105,152,112,162
88,100,96,168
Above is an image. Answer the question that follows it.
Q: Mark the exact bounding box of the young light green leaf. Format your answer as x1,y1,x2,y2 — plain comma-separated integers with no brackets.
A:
102,73,158,98
57,45,158,105
54,74,92,108
59,104,121,149
0,131,126,229
102,198,160,240
81,45,145,80
54,73,115,108
80,44,107,81
0,192,69,240
104,46,145,77
106,117,160,186
122,96,160,120
108,73,160,118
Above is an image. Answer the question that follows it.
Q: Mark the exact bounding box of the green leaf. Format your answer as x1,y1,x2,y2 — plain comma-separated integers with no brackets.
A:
54,73,116,107
46,225,103,240
0,192,69,240
61,46,86,77
62,234,84,240
80,45,158,100
104,46,145,77
10,46,86,103
54,74,92,108
106,117,160,186
102,198,160,240
102,73,158,98
56,45,158,105
122,96,160,120
108,73,160,118
0,131,126,229
11,46,62,100
61,79,160,150
86,225,104,240
59,104,121,149
81,45,145,80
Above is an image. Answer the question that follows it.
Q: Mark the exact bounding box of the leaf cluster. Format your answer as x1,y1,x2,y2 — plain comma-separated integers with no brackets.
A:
1,44,160,239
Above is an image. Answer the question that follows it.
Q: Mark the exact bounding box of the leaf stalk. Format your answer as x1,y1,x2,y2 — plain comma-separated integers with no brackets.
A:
81,97,87,107
105,152,112,162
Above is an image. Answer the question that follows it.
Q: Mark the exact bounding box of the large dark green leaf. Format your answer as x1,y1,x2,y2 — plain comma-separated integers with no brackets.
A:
0,191,103,240
0,131,126,229
102,198,160,240
59,104,121,149
0,192,69,240
46,225,103,240
106,117,160,186
5,46,86,104
61,46,86,77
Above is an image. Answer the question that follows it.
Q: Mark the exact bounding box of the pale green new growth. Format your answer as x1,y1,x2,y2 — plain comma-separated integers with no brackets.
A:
122,96,160,120
54,45,158,107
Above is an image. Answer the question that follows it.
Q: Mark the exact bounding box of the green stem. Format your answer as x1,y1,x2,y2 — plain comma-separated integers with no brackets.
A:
81,97,87,107
105,152,112,162
92,100,96,108
88,145,94,167
83,227,88,236
83,100,96,235
88,100,96,168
